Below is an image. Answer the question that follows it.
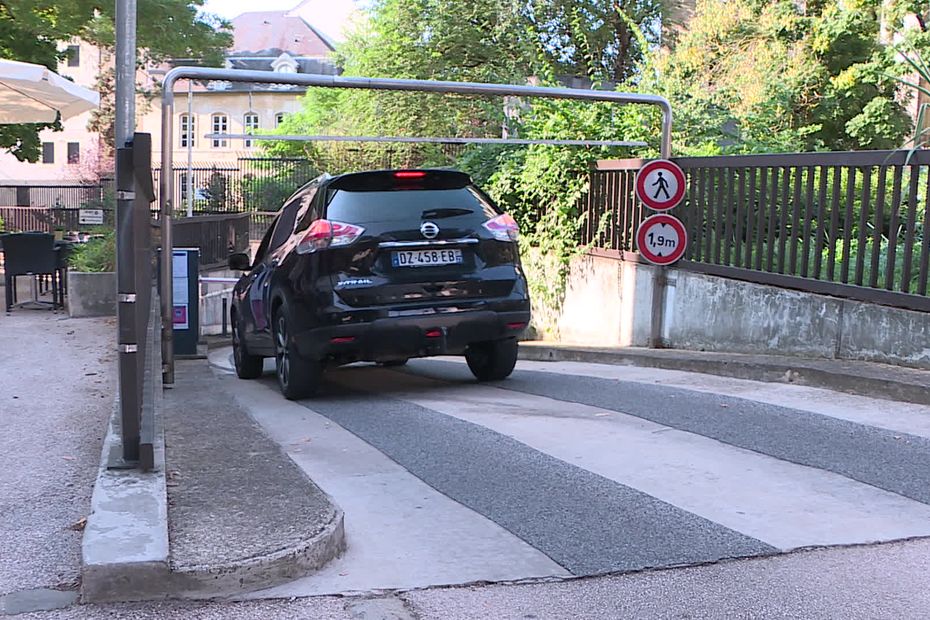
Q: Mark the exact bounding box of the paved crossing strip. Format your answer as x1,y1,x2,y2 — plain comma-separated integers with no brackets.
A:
403,360,930,506
298,377,775,575
341,368,930,551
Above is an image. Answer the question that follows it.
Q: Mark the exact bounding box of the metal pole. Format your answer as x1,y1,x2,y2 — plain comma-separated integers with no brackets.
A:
160,82,175,386
115,0,136,146
186,80,194,218
115,0,139,462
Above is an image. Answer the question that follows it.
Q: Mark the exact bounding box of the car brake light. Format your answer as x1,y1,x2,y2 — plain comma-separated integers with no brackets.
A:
483,213,519,242
394,171,427,179
296,219,365,254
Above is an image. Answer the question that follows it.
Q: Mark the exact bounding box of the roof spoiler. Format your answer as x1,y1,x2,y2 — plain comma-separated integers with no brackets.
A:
329,169,472,191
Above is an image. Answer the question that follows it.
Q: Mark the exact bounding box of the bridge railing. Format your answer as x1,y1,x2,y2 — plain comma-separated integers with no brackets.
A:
587,150,930,313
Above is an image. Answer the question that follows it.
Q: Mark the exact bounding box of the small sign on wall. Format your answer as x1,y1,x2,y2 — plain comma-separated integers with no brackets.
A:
79,209,104,225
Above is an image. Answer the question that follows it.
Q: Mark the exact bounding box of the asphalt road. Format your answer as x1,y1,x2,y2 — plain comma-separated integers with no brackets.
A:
10,339,930,619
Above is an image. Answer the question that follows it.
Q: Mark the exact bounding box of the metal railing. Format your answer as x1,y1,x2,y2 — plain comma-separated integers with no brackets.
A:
586,150,930,312
0,181,114,209
0,206,116,232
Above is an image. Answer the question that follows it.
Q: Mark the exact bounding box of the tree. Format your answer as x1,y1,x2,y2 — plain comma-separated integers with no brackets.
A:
267,0,540,162
0,0,232,162
652,0,914,154
526,0,664,83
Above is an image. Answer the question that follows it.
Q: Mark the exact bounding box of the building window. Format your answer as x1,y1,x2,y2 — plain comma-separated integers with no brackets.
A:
42,142,54,164
179,172,189,202
67,142,80,164
244,113,259,148
180,113,195,148
211,113,228,148
66,45,80,67
275,112,285,128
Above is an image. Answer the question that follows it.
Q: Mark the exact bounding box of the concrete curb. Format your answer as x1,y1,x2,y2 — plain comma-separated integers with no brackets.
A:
82,400,346,602
518,343,930,405
81,400,171,603
171,508,346,599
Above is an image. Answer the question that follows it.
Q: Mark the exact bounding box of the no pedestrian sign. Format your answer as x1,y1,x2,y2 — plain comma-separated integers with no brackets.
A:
636,213,688,265
635,159,686,211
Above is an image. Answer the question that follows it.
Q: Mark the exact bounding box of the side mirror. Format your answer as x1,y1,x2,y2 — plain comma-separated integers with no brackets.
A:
228,252,251,271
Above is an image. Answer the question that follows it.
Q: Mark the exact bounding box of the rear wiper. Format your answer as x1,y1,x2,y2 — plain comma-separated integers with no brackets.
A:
421,208,473,219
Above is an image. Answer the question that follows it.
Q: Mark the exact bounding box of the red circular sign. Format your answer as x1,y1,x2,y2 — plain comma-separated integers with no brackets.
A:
635,159,686,211
636,213,688,265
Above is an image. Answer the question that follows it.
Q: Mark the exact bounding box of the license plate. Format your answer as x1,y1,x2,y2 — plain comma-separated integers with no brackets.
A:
391,248,464,267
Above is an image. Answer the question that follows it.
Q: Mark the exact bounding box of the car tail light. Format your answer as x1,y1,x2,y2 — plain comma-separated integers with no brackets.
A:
296,219,365,254
394,171,427,179
483,213,519,242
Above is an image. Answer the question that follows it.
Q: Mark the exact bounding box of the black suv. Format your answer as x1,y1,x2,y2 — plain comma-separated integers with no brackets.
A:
228,169,531,399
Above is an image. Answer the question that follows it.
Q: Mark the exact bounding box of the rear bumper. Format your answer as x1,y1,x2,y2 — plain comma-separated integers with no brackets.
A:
293,307,530,363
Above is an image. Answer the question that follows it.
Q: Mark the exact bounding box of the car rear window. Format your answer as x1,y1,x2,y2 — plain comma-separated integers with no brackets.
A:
324,187,498,225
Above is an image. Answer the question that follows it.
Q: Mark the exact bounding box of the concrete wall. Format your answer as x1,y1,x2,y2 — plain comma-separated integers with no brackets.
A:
555,254,930,370
556,254,655,347
68,272,116,318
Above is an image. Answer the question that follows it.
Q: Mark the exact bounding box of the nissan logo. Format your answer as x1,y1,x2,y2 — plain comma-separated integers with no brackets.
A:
420,221,440,239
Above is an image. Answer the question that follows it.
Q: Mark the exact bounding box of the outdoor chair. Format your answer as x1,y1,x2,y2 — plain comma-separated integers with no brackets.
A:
1,232,65,312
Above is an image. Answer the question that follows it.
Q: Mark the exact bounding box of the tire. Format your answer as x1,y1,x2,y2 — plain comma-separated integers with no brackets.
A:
273,302,322,400
232,312,263,380
465,338,518,381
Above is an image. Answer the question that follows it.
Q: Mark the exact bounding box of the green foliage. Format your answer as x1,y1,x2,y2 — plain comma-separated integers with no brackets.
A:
68,231,116,273
203,170,228,211
655,0,913,155
527,0,664,83
0,1,232,161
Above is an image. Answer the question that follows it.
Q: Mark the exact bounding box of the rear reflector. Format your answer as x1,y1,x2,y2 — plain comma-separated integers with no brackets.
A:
394,171,427,179
330,336,356,344
506,322,527,330
425,329,442,338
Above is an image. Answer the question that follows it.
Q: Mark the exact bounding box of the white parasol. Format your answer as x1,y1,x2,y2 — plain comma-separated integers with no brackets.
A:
0,58,99,124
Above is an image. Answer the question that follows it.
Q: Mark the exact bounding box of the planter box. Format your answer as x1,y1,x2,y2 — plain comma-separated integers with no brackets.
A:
68,272,116,318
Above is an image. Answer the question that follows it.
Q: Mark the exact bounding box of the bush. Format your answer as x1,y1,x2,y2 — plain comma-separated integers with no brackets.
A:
68,231,115,272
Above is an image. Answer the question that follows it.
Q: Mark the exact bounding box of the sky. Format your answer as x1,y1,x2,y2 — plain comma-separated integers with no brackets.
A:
201,0,303,19
200,0,364,43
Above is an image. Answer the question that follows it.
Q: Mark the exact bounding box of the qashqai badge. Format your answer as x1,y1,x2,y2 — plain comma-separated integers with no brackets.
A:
420,221,440,239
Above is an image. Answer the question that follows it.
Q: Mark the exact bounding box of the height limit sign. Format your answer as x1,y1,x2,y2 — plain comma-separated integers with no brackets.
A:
636,213,688,265
635,159,685,211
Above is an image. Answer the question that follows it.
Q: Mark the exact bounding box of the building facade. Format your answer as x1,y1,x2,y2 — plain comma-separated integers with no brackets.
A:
0,2,348,185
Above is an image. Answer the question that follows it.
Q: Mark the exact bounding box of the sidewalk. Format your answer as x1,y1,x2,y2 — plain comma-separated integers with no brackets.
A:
80,357,345,603
162,361,345,595
518,342,930,405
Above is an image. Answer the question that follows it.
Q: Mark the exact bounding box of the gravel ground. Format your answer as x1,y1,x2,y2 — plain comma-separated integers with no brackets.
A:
0,311,116,596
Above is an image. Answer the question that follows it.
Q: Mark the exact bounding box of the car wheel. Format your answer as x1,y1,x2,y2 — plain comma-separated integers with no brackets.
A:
273,304,321,400
465,338,518,381
232,313,263,380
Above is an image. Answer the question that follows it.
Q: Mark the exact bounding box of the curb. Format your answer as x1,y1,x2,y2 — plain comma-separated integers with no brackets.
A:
518,344,930,405
171,507,346,599
81,401,346,603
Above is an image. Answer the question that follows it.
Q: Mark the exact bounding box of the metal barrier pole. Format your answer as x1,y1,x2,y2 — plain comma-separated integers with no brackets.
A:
159,68,675,375
115,146,140,462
